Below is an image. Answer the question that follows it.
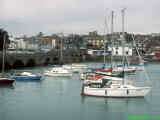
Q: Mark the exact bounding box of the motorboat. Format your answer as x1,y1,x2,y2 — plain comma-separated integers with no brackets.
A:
12,72,42,80
72,64,88,69
63,64,88,73
44,67,72,77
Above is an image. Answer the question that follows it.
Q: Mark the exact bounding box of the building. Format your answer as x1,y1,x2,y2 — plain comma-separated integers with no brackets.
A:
9,37,27,50
88,49,111,56
24,37,39,50
108,46,133,56
39,36,58,50
83,31,106,50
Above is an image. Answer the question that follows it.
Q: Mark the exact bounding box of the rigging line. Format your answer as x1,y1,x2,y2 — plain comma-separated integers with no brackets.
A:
131,34,152,86
103,15,107,65
103,10,111,66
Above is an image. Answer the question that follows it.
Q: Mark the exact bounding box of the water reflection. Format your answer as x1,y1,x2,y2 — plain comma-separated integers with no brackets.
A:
0,63,158,120
0,84,15,89
81,96,151,113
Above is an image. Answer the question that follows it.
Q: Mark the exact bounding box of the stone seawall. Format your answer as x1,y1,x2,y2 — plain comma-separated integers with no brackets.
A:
86,55,139,62
0,51,86,70
0,51,140,70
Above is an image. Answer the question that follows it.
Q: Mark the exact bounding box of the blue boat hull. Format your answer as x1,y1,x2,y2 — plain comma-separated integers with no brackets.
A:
13,76,42,81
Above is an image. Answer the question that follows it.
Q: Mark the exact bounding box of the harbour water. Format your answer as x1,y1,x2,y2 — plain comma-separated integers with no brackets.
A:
0,62,160,120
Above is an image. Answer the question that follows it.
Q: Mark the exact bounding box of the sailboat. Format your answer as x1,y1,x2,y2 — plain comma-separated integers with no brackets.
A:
81,9,151,97
0,31,15,85
128,34,148,71
44,33,72,77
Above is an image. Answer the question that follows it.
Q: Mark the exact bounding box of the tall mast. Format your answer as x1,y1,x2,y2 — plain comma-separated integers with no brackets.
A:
60,33,63,64
111,10,114,67
2,33,6,76
103,16,106,66
122,8,126,85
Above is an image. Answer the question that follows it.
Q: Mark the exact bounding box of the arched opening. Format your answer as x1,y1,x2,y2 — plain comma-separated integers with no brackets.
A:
44,57,50,65
53,57,58,64
0,62,12,71
26,58,36,67
12,59,25,69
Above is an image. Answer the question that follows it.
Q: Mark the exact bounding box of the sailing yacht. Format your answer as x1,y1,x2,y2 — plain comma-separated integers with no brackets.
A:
129,35,148,71
81,9,151,97
0,32,14,85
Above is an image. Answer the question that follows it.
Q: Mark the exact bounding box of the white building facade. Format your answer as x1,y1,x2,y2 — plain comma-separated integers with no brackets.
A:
9,37,27,50
108,46,133,56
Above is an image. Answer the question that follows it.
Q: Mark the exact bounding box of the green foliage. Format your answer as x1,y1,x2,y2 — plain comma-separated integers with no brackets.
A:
0,29,10,51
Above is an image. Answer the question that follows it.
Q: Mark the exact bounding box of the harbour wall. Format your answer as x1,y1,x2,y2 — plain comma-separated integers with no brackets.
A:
0,51,142,70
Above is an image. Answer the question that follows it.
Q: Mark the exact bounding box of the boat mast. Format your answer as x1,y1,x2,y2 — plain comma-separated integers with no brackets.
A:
2,33,6,76
122,8,126,85
103,16,106,66
60,34,63,63
111,10,114,67
59,33,63,64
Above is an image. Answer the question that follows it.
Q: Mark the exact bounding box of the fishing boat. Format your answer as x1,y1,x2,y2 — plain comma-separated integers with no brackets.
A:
44,67,72,77
0,32,14,85
81,9,151,97
12,72,42,81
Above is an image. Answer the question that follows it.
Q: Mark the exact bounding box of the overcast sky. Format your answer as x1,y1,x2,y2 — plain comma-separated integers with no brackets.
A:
0,0,159,36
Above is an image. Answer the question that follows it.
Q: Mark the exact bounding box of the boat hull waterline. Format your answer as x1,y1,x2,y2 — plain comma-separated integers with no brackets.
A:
13,76,42,81
44,72,72,77
83,86,151,97
0,78,15,85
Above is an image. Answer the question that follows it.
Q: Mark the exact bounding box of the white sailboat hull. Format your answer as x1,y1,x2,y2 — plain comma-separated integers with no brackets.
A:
44,67,72,77
44,72,72,77
113,66,136,73
136,66,144,71
84,86,151,97
63,64,87,73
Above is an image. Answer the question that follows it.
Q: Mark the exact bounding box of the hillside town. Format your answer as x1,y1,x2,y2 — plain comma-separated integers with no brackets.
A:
6,30,160,61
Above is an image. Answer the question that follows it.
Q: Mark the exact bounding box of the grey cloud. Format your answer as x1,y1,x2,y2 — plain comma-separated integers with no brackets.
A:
0,0,159,36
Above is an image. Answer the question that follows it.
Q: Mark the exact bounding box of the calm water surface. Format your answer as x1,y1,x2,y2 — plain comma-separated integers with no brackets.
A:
0,62,160,120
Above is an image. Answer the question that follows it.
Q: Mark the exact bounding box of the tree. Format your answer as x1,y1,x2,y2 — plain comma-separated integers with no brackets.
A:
0,29,10,51
37,32,44,38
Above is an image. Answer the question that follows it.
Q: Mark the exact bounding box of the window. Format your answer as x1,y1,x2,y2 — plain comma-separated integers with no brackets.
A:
116,51,118,55
89,83,101,88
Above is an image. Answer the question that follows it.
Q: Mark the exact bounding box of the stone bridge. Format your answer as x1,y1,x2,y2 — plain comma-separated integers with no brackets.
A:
0,51,86,70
